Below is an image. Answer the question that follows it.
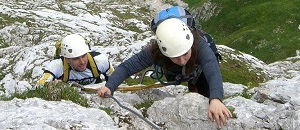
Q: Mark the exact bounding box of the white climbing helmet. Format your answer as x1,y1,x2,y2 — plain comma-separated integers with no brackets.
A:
156,18,194,57
61,34,90,58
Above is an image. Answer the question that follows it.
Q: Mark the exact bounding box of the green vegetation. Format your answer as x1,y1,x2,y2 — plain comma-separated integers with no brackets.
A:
227,106,237,118
86,2,103,15
188,0,300,64
134,100,155,117
99,107,114,116
0,73,4,81
0,37,9,48
163,0,179,6
108,6,149,33
111,8,136,20
185,0,205,8
220,54,266,87
240,90,254,99
0,82,89,107
0,14,30,29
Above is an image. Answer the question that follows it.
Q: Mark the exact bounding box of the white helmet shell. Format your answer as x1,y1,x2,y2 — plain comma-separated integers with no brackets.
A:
156,18,194,57
61,34,90,58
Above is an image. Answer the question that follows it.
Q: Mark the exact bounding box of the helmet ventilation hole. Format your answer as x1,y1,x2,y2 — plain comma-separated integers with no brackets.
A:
186,34,190,40
162,47,167,52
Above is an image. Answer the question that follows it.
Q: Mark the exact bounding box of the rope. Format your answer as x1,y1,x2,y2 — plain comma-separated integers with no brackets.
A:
105,94,160,130
80,84,164,93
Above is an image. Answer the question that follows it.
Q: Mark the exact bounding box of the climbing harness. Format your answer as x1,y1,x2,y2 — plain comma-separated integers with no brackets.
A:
139,65,203,86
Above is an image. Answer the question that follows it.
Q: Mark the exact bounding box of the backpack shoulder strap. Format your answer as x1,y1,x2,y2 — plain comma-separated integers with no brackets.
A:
62,57,70,82
197,29,207,42
197,29,222,61
87,52,100,78
54,40,62,58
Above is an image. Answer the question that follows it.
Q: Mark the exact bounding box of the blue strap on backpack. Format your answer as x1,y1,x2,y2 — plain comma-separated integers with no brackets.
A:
151,6,195,33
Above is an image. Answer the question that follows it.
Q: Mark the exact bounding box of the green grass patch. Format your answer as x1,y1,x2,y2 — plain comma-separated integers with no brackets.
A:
0,14,32,29
99,107,114,116
110,7,136,20
85,2,104,15
1,82,89,107
185,0,205,9
194,0,300,63
0,37,9,48
134,100,154,118
220,53,266,87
